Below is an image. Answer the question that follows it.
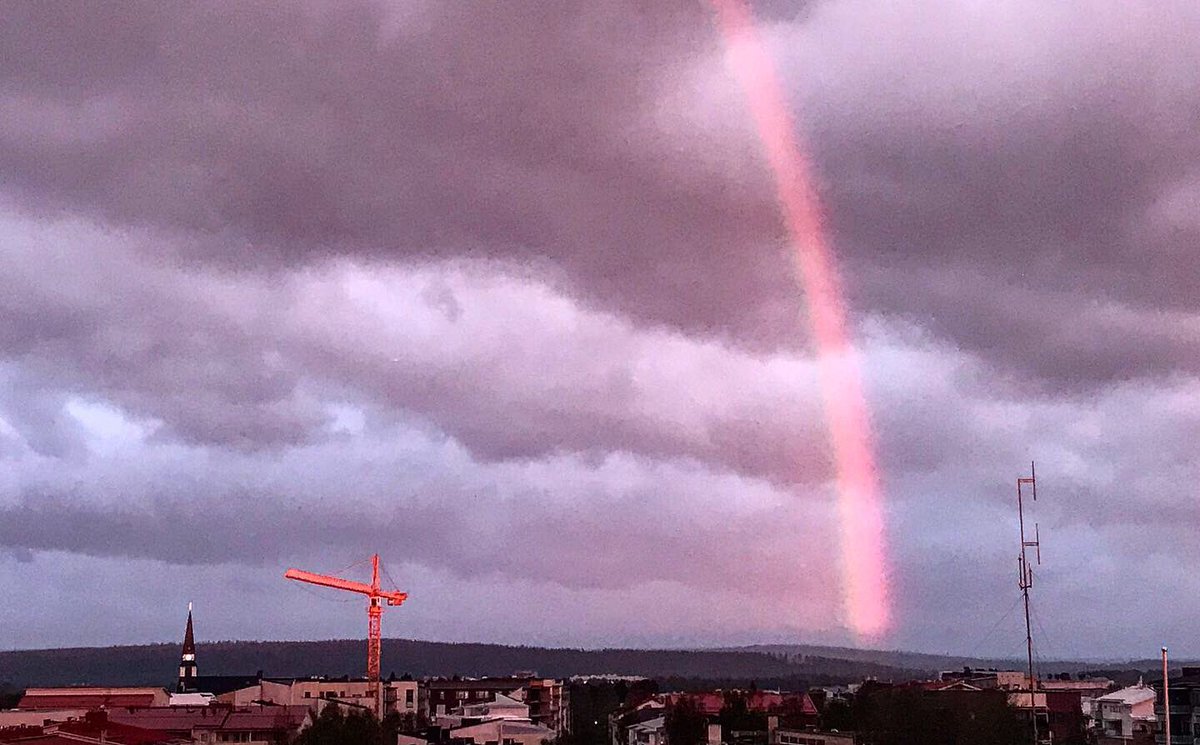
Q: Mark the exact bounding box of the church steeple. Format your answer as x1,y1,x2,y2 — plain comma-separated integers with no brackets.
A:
178,602,198,693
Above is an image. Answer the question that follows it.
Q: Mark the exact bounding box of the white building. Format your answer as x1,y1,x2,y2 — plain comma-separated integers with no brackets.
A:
168,692,215,707
1089,682,1156,743
774,731,855,745
625,714,665,745
433,691,556,745
437,692,531,728
449,719,557,745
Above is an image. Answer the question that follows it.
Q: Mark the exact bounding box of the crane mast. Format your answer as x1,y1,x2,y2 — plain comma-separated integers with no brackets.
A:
285,554,407,718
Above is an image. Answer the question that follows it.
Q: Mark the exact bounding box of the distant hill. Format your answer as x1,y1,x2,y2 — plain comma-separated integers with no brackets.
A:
0,639,916,689
739,644,1175,687
740,644,1036,673
0,639,1172,690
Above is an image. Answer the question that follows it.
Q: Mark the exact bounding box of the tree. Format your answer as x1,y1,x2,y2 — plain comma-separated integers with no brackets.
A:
718,692,759,732
295,705,388,745
562,682,623,745
0,687,21,710
819,699,853,732
665,697,707,745
387,710,427,736
851,685,1024,745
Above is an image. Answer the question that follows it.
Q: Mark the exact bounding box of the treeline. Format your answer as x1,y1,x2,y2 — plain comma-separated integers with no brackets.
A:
0,639,923,689
0,685,20,709
660,684,1028,745
0,638,1175,691
846,684,1026,745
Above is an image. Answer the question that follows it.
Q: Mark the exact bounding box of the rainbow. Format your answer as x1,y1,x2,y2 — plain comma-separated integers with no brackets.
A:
710,0,890,636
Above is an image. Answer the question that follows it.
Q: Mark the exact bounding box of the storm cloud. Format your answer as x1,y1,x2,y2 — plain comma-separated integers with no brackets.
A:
2,0,1200,657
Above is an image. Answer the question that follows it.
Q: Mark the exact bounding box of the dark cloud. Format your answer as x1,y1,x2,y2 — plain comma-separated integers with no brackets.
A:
0,0,799,349
0,222,325,450
796,1,1200,387
0,223,841,479
2,0,1200,655
3,1,1198,388
0,456,835,597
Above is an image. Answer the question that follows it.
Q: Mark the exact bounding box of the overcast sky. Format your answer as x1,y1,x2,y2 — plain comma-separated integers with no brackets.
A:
2,0,1200,661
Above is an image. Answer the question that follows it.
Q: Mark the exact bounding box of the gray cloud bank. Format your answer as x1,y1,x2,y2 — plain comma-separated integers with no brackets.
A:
2,0,1200,656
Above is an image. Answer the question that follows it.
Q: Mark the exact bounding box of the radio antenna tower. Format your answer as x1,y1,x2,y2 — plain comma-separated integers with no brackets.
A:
1017,462,1041,745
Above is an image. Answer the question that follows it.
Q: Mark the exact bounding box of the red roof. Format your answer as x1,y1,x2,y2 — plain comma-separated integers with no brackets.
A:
17,689,167,711
57,715,176,745
221,707,311,731
107,706,309,735
661,691,818,717
0,736,82,745
18,695,158,711
107,707,231,733
1044,690,1085,713
0,726,45,742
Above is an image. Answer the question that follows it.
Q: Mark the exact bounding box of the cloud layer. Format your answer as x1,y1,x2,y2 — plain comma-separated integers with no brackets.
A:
2,0,1200,657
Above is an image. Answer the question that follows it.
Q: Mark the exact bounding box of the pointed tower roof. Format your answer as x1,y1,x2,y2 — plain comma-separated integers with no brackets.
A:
182,603,196,656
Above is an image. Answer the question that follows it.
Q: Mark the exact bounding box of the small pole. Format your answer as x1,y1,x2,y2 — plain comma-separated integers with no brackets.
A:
1163,647,1171,745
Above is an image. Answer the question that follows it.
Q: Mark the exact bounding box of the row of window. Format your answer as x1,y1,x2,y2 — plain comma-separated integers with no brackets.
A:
437,690,495,701
777,734,842,745
297,689,414,705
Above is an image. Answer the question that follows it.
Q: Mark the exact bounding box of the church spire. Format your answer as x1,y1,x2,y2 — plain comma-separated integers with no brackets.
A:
178,602,198,693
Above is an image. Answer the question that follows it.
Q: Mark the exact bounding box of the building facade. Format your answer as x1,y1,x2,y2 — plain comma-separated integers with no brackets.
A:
773,729,855,745
219,677,419,717
424,678,568,736
1091,683,1156,744
106,703,312,745
16,688,171,710
1155,667,1200,745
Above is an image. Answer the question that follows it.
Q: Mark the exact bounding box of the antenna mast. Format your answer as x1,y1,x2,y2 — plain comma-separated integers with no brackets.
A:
1017,462,1041,745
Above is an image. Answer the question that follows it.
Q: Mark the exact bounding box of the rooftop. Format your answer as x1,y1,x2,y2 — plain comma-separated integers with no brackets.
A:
17,689,168,711
107,705,309,734
1096,684,1156,706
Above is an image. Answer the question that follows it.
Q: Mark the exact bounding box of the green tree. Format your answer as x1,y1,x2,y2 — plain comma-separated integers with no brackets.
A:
852,685,1024,745
387,710,427,736
562,682,623,745
296,705,388,745
718,692,760,732
665,697,707,745
819,699,853,732
0,687,21,710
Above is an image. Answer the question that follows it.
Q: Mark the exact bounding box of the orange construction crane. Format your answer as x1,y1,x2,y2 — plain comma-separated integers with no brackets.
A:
284,554,408,717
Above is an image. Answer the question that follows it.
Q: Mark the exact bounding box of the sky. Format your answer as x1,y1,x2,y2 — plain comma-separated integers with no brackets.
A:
2,0,1200,661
